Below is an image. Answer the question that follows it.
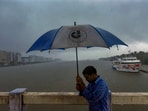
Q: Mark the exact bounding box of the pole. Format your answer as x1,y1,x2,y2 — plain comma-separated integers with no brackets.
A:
74,21,79,76
74,21,76,26
9,88,27,111
76,47,79,75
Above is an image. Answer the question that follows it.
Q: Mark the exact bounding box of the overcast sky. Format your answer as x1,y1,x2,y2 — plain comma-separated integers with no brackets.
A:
0,0,148,60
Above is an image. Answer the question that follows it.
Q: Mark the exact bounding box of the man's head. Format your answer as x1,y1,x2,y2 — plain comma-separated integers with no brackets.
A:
82,66,98,83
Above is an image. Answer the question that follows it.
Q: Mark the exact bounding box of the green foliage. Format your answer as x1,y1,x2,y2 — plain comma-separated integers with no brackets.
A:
112,51,148,65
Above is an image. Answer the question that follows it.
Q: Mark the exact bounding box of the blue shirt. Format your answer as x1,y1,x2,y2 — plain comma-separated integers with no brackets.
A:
80,76,109,111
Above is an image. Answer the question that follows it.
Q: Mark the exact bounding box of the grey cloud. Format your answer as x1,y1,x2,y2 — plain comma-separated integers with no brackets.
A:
0,0,148,54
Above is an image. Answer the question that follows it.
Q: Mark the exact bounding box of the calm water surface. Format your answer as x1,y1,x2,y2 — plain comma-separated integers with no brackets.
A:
0,60,148,111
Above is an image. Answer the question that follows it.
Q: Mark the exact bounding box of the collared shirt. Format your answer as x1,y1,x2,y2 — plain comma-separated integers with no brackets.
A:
80,76,109,111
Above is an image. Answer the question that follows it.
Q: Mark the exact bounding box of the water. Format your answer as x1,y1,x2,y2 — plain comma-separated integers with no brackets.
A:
0,60,148,111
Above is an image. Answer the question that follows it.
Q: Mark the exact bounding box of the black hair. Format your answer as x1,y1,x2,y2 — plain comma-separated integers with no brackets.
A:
82,66,97,75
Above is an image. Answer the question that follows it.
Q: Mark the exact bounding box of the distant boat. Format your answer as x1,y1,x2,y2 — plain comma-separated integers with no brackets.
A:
112,57,141,72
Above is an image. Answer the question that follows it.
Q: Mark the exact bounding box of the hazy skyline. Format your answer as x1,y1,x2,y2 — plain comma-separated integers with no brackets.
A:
0,0,148,60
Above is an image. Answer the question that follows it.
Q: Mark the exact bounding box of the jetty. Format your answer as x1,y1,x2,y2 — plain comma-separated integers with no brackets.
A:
0,88,148,111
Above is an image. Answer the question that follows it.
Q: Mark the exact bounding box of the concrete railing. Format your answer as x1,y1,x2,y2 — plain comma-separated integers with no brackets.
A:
0,88,148,111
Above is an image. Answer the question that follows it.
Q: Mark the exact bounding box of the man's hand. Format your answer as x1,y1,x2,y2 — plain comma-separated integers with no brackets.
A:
76,75,86,91
76,83,82,91
76,74,83,83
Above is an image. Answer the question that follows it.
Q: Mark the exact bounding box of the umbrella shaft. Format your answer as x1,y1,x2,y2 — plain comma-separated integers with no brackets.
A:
76,47,79,75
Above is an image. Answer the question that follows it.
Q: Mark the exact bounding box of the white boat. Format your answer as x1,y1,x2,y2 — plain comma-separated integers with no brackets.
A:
112,57,141,72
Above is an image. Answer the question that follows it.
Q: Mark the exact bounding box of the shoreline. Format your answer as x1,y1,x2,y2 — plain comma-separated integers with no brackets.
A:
140,65,148,73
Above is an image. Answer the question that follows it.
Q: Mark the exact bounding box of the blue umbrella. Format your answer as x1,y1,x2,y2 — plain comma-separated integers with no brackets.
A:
27,22,128,75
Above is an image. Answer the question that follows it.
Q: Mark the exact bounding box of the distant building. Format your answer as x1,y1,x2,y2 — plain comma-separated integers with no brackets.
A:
15,52,22,64
9,52,14,64
21,55,52,64
22,57,30,63
0,50,52,66
0,50,22,66
29,55,48,63
0,50,8,65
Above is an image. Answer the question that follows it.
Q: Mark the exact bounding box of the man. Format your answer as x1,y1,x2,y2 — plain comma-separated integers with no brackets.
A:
76,66,110,111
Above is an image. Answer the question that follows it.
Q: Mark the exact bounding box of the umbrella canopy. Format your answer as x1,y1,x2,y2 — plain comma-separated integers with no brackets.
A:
27,23,128,74
27,24,127,52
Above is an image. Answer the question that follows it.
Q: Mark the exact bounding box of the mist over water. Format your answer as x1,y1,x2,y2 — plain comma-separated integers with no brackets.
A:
0,60,148,111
